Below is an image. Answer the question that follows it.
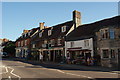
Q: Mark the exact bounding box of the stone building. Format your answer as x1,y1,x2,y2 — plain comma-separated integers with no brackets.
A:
95,16,120,68
66,15,120,67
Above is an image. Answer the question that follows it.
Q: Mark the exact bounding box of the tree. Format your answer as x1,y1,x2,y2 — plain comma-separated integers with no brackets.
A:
3,41,16,57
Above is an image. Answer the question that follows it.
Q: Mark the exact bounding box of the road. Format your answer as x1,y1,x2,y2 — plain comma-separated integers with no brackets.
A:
0,59,119,80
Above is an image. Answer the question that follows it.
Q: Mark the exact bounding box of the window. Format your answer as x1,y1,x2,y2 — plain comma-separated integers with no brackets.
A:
58,39,62,45
61,26,66,32
25,40,27,46
32,44,36,48
21,41,23,46
71,42,74,48
109,29,115,39
18,42,20,47
50,39,55,46
24,33,27,37
84,40,89,47
100,29,109,39
110,49,115,58
44,40,47,44
48,30,52,36
105,30,109,39
39,32,42,37
28,31,31,36
103,49,109,58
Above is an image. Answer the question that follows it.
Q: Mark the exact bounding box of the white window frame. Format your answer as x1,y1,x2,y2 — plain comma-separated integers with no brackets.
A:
50,39,55,46
33,44,36,48
28,31,31,36
25,40,27,46
18,42,20,47
61,26,66,32
58,39,62,45
24,33,27,37
39,32,42,37
48,30,52,36
21,41,23,46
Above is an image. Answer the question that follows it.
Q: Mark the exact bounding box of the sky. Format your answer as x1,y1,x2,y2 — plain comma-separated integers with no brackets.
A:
2,2,118,41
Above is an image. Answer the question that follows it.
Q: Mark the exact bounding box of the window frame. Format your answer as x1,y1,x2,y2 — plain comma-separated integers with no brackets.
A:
48,30,52,36
61,26,66,32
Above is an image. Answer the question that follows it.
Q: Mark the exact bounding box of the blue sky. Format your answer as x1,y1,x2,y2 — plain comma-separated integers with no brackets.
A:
2,2,118,41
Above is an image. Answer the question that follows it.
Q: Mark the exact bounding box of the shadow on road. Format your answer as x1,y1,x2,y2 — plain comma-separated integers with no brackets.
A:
2,58,119,73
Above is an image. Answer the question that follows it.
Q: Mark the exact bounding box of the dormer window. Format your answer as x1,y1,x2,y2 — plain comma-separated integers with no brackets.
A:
61,26,66,32
39,32,42,37
48,30,52,36
24,33,27,37
28,31,31,36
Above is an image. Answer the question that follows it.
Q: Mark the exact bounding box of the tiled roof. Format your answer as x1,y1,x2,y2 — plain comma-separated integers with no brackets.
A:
66,16,120,41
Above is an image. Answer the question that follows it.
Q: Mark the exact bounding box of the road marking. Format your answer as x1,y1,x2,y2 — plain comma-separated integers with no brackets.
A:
57,70,65,73
8,76,11,80
0,66,8,74
7,67,21,80
42,67,93,79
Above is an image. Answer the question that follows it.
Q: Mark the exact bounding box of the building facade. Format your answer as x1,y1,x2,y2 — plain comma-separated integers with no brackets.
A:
66,15,120,67
15,28,39,59
95,16,120,68
30,10,81,62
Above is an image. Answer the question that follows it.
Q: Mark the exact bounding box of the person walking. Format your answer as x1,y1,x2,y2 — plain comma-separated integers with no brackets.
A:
40,53,43,63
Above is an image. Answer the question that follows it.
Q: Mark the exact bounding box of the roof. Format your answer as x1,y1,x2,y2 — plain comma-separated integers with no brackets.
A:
66,16,120,41
31,20,73,42
16,27,40,41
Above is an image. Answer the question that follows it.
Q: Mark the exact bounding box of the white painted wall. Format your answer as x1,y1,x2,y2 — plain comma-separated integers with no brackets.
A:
65,38,94,57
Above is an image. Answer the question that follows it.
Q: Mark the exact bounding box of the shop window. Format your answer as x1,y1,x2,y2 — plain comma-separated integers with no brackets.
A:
109,29,115,39
110,49,115,58
102,49,109,58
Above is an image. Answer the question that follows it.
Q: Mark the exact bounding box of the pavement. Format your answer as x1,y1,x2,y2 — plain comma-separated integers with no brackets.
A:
12,58,120,74
1,58,119,80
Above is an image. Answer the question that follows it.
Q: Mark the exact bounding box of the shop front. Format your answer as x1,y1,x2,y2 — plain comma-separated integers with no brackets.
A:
67,47,92,65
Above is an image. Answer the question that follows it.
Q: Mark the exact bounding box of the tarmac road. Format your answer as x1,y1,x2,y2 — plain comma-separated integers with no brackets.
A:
0,59,119,80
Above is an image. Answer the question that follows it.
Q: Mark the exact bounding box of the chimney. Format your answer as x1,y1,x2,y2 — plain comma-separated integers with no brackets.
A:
23,30,29,33
73,10,81,29
39,22,45,30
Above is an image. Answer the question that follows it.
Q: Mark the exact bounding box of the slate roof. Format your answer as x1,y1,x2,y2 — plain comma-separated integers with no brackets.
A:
66,16,120,41
31,20,73,43
16,27,40,41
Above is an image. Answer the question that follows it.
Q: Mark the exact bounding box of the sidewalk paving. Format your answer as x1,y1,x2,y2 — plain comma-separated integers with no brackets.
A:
12,58,120,74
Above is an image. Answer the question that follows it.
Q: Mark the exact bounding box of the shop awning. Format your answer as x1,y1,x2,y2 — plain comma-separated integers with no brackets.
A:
67,48,91,52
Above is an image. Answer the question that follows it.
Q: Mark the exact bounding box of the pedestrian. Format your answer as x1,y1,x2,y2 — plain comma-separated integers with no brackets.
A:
87,57,90,66
40,53,43,63
90,57,94,66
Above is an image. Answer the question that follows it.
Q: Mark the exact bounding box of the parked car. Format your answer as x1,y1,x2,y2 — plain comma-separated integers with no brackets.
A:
2,52,9,58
